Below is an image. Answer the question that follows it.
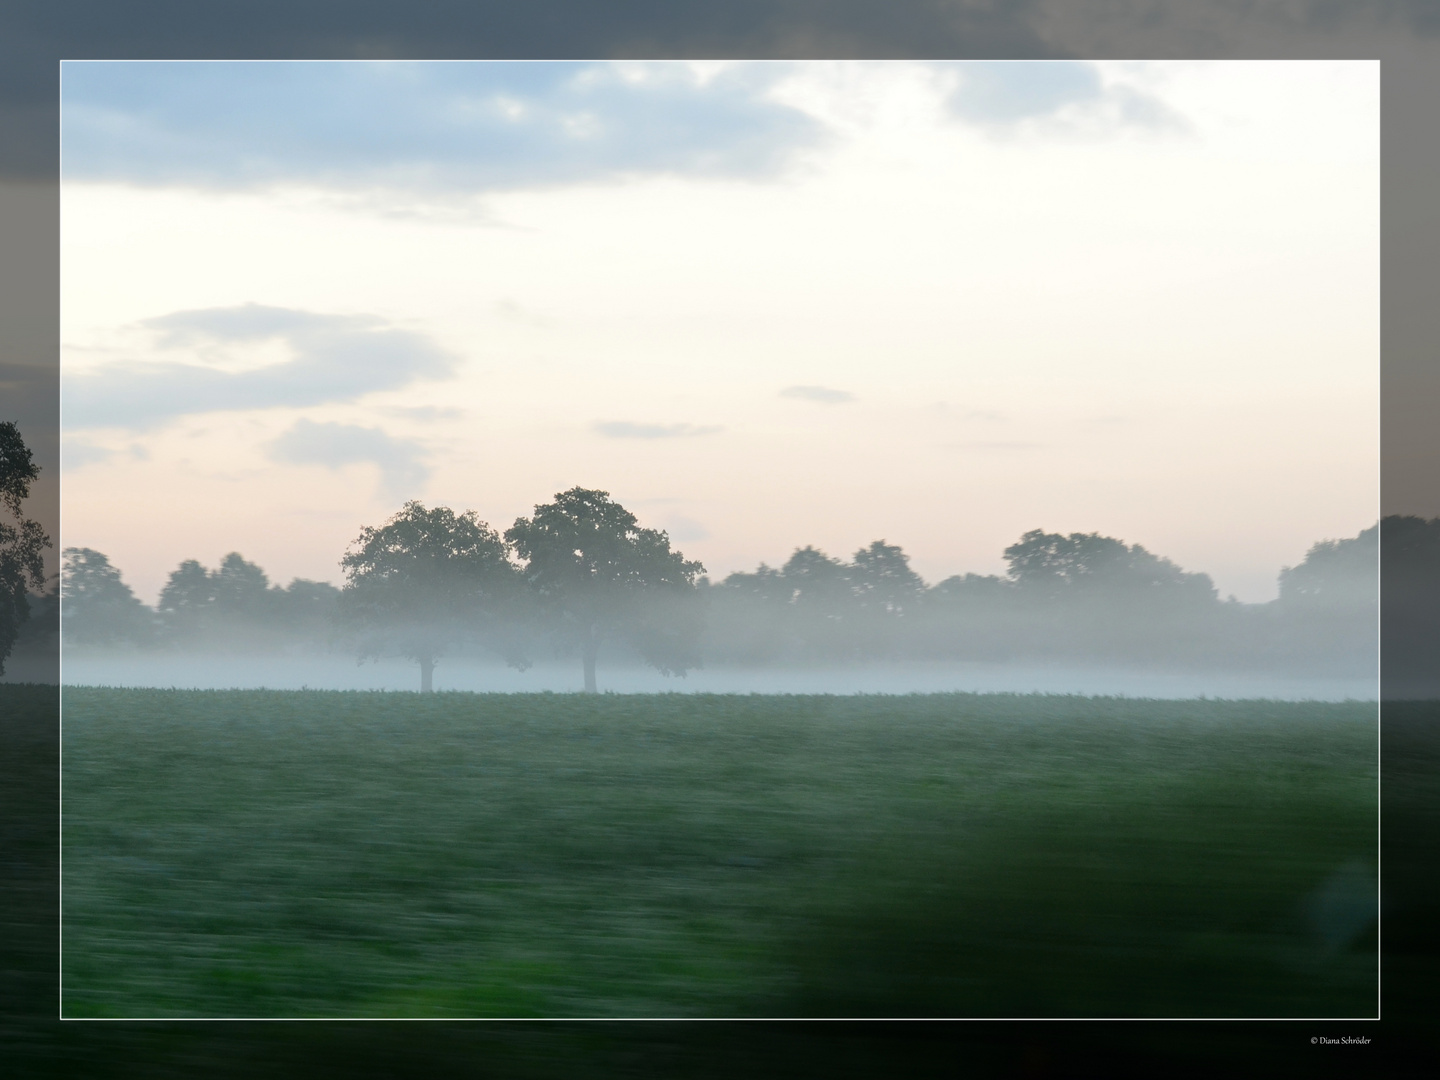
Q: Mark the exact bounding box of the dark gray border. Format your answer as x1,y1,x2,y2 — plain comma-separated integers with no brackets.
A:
4,2,1427,1073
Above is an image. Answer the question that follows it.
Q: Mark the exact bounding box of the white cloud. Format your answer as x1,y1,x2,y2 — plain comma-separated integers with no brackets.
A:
64,304,458,430
266,419,430,500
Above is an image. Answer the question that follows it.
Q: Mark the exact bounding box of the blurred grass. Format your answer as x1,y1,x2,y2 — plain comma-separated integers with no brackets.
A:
58,689,1377,1018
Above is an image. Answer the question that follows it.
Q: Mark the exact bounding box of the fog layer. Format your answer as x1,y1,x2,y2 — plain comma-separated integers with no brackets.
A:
41,508,1388,700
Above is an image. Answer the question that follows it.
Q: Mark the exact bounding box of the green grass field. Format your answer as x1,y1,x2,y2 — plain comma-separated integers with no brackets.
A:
59,689,1378,1019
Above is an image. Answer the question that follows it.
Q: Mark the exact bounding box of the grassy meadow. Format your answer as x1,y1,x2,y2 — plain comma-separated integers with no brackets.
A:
59,689,1378,1018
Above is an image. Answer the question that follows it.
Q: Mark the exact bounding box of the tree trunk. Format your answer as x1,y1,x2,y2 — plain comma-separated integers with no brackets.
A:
582,634,598,693
420,656,434,694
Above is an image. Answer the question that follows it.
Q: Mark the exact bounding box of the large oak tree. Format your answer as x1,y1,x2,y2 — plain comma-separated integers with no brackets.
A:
341,501,520,692
506,487,704,693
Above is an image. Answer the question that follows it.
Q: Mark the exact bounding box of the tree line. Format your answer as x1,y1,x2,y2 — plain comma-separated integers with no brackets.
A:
3,415,1424,692
52,484,1384,691
58,489,705,693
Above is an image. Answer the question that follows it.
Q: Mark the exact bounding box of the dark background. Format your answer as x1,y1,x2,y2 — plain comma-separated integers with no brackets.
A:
2,3,1433,1075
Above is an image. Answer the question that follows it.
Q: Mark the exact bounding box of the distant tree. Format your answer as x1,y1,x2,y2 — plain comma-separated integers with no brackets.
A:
210,552,273,620
1278,524,1378,609
713,541,926,661
1,422,51,675
157,558,217,636
274,578,343,641
848,540,926,616
341,501,520,692
779,546,851,615
157,552,273,641
916,572,1024,661
929,573,1010,603
506,487,704,692
717,563,789,605
1269,524,1380,680
708,564,792,665
1003,529,1217,605
61,547,154,647
154,553,350,652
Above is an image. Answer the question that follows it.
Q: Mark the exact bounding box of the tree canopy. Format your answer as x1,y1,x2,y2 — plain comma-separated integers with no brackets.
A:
0,421,40,521
1278,524,1378,609
158,553,272,633
48,488,1385,683
849,540,926,616
341,501,519,691
1,422,51,675
62,547,154,647
1003,529,1217,605
506,487,704,692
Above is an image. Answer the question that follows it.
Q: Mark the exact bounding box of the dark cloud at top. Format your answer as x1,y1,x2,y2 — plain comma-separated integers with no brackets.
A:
60,61,826,193
11,1,1430,181
63,304,458,430
58,58,1190,196
7,1,1070,180
946,60,1102,124
943,61,1184,132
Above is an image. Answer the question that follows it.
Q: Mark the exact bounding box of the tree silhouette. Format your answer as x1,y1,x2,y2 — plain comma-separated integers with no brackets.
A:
157,559,213,632
61,548,154,647
774,546,854,659
157,552,273,643
506,488,704,692
1,422,51,675
1268,523,1380,680
1278,525,1378,609
849,540,926,616
780,546,850,613
1003,529,1216,605
341,501,519,692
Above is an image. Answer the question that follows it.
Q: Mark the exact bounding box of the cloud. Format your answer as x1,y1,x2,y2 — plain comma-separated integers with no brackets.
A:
11,6,1059,182
5,5,1413,186
780,385,854,404
60,61,826,194
594,421,722,439
61,438,112,469
948,61,1104,124
63,303,458,430
943,61,1185,133
267,419,429,500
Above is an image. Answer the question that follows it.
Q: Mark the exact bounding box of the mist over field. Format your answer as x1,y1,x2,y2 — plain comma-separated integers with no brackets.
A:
56,654,1377,702
40,500,1384,701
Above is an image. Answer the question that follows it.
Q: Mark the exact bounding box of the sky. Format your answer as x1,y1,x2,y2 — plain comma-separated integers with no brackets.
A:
59,60,1378,606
